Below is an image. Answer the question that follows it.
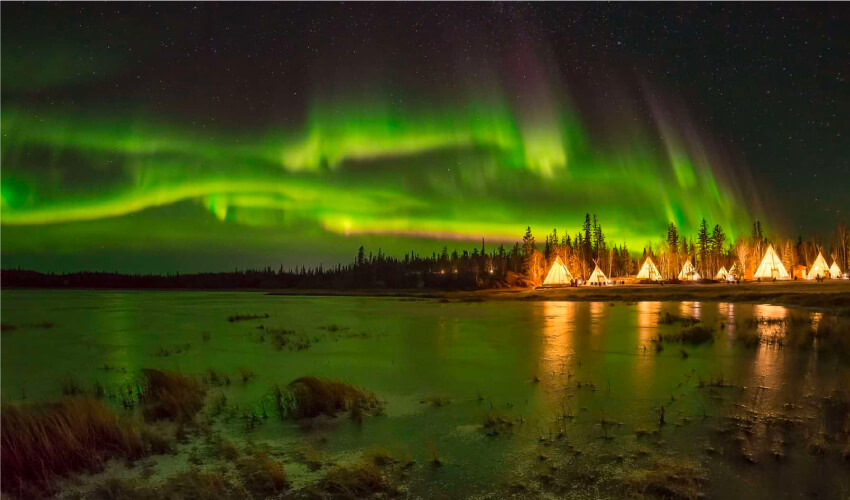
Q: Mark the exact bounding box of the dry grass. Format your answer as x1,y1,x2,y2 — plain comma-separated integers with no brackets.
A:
317,460,395,499
276,376,383,419
236,449,289,497
85,468,238,500
0,397,146,496
141,369,206,423
622,457,706,499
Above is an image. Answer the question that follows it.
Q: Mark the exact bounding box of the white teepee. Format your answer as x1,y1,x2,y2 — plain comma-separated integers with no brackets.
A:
728,262,740,279
636,257,661,281
806,252,830,279
678,259,701,281
754,244,790,279
829,260,842,279
714,266,729,280
543,255,573,285
586,264,609,285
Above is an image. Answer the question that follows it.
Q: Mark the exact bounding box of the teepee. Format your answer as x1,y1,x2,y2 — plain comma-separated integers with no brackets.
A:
678,259,701,281
636,257,661,281
586,264,609,285
728,262,740,280
829,260,842,279
806,252,830,279
754,244,790,279
543,255,573,285
714,266,729,280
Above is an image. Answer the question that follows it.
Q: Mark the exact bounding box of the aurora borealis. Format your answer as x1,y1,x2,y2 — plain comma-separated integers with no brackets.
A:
2,3,846,272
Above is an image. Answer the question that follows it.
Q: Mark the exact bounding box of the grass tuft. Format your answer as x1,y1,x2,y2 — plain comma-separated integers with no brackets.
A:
274,376,383,419
141,369,206,422
0,397,146,495
318,460,394,499
622,457,706,499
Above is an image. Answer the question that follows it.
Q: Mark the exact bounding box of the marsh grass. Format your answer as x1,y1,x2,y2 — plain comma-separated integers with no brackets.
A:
61,376,85,396
206,369,231,386
0,398,146,496
482,411,516,436
274,376,383,419
227,313,269,323
238,367,256,383
266,328,313,351
317,460,394,499
421,395,451,408
657,325,715,345
85,468,238,500
659,313,699,326
236,448,289,497
622,457,706,500
141,369,206,422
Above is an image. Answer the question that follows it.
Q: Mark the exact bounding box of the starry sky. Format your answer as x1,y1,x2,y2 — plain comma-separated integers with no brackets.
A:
2,3,847,273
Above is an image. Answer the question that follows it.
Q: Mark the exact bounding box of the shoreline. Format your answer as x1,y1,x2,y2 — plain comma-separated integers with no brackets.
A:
4,281,849,311
266,281,850,311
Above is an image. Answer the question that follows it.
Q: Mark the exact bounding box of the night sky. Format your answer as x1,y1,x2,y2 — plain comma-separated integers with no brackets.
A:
2,3,847,273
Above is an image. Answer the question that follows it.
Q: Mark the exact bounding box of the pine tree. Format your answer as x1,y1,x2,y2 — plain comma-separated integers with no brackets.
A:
697,218,709,276
711,224,725,274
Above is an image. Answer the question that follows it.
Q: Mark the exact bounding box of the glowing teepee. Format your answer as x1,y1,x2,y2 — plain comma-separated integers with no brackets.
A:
806,252,830,279
728,262,740,279
678,259,701,281
754,244,790,279
830,260,843,279
714,266,729,280
635,257,661,281
586,264,609,285
543,255,573,285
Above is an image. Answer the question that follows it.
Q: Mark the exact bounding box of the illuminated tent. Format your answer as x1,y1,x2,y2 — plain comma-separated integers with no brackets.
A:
635,257,661,281
678,259,701,281
543,255,573,285
829,260,842,279
806,252,830,279
727,263,740,281
586,265,609,285
714,266,729,280
754,244,790,279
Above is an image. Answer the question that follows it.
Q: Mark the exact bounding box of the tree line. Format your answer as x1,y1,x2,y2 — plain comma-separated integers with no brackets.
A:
2,217,847,289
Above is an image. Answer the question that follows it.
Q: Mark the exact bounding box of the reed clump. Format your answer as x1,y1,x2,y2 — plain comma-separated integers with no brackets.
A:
0,397,146,496
659,313,698,326
141,369,206,423
622,457,706,500
658,325,714,345
236,449,289,497
317,460,395,499
227,313,269,323
274,376,383,419
86,468,238,500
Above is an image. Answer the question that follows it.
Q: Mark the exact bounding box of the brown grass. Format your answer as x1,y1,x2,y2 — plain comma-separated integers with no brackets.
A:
141,369,206,423
277,376,383,419
236,449,289,497
622,457,706,500
0,398,146,496
317,460,395,499
86,468,238,500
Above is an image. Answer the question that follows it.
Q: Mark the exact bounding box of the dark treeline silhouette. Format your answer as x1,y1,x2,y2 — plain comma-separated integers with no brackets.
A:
3,215,847,290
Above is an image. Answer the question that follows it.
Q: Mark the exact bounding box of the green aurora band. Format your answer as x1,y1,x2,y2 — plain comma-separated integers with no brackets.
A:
1,75,761,269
